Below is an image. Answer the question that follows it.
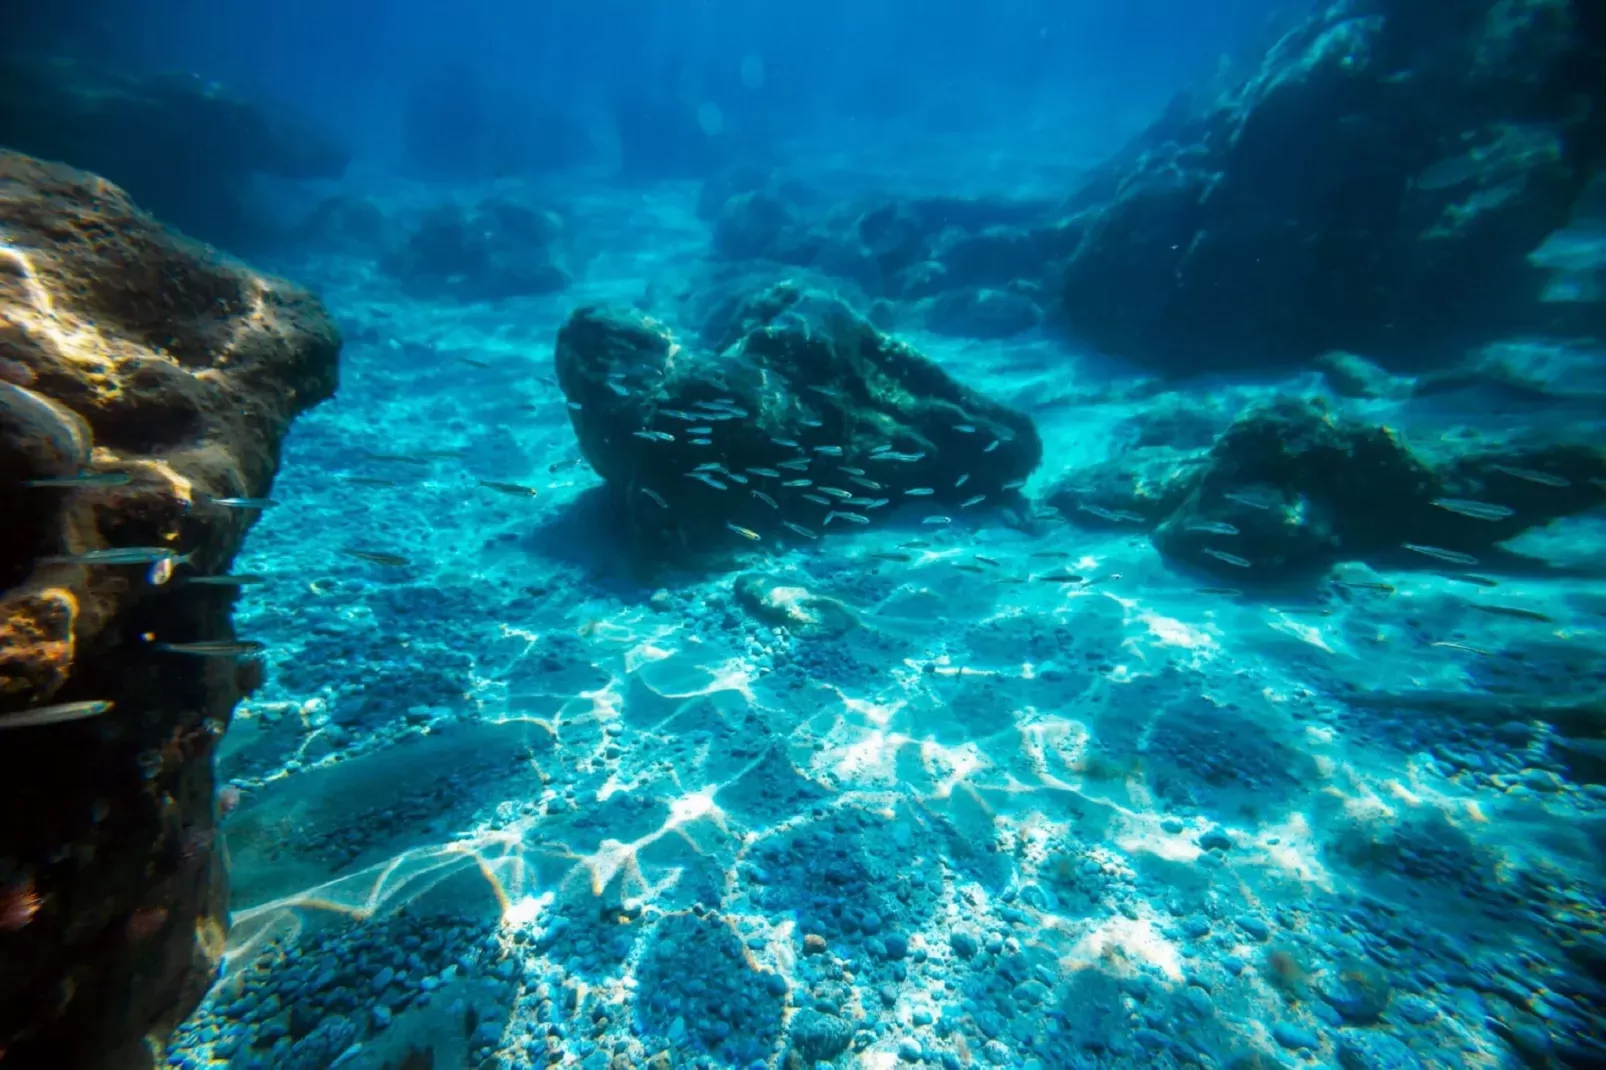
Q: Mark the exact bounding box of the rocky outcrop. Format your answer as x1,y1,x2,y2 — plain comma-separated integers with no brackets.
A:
702,180,1073,340
554,281,1041,559
0,151,340,1068
381,198,573,300
0,56,348,250
1055,0,1606,374
1047,397,1606,581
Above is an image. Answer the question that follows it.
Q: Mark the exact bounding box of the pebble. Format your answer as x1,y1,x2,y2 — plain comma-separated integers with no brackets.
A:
1236,915,1271,941
1336,1030,1423,1070
950,931,979,959
1273,1022,1319,1051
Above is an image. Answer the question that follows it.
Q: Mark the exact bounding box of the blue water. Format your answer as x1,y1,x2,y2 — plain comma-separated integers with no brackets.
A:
20,2,1606,1068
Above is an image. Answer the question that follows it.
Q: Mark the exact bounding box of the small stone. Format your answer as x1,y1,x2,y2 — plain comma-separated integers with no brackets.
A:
803,933,828,955
950,931,979,959
371,1005,392,1030
1198,828,1233,852
898,1037,923,1062
1236,915,1271,941
1273,1022,1319,1051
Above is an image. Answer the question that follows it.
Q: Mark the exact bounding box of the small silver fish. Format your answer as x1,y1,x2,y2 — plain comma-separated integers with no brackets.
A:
25,472,132,489
0,699,115,730
632,430,661,442
1224,491,1278,511
818,487,854,499
960,495,986,508
1202,548,1252,568
209,496,279,510
686,473,728,490
983,441,999,453
1002,479,1027,491
802,494,832,506
771,438,800,449
869,451,926,463
954,424,976,433
41,548,188,567
782,521,818,539
838,466,866,477
807,385,844,400
905,487,935,497
814,445,845,456
835,512,870,525
866,499,890,509
726,473,750,485
779,458,812,471
1186,521,1240,536
687,426,713,435
188,574,267,586
726,523,762,541
1431,498,1514,521
752,490,779,510
1489,465,1569,488
640,487,669,509
1404,543,1478,565
661,409,700,421
845,497,878,507
848,477,883,490
690,437,713,445
923,516,953,526
566,401,584,411
607,380,631,396
747,468,781,478
153,640,266,657
955,474,970,488
782,479,812,488
695,462,724,472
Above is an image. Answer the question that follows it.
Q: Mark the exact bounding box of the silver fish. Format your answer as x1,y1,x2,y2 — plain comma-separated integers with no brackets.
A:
726,523,762,541
687,426,713,435
1202,548,1252,568
153,640,266,657
835,511,870,525
686,473,728,490
209,496,279,510
726,473,750,485
782,521,818,539
955,474,970,488
771,438,799,449
747,468,781,478
1489,465,1569,488
782,479,812,488
954,424,976,433
802,494,832,506
690,438,714,446
1186,521,1240,536
923,516,952,526
849,477,883,490
25,472,132,489
188,574,267,587
640,487,669,509
960,494,986,508
42,547,187,566
779,458,812,471
838,466,866,476
905,488,935,497
1002,479,1026,491
984,440,999,453
0,699,115,730
814,445,845,456
1431,498,1514,521
818,487,854,499
1404,543,1478,566
752,490,779,510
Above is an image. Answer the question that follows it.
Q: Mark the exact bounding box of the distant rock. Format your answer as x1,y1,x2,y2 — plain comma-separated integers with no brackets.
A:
382,198,572,300
732,573,857,638
0,151,339,1069
554,281,1041,558
919,286,1044,339
1054,0,1606,373
1046,396,1606,579
0,55,347,250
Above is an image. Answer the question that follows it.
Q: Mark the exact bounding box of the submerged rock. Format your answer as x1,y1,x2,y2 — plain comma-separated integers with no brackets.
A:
554,281,1041,557
0,151,340,1067
0,55,347,250
382,198,572,300
1055,0,1606,373
1047,397,1606,579
732,573,857,639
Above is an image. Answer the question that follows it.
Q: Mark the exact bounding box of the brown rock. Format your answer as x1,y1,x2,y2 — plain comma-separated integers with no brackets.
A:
803,933,828,955
0,151,339,1068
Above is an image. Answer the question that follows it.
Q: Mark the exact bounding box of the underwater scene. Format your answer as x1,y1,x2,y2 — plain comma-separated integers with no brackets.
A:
1,1,1605,1069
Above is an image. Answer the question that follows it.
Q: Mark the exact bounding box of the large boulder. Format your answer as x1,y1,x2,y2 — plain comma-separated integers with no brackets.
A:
0,56,348,250
1046,397,1606,580
1056,0,1606,373
0,151,340,1068
381,198,573,300
554,282,1041,557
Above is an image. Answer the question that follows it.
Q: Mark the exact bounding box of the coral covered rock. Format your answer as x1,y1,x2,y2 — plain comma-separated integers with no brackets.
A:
1047,397,1606,580
0,151,339,1068
382,198,573,300
1055,0,1606,372
555,281,1040,557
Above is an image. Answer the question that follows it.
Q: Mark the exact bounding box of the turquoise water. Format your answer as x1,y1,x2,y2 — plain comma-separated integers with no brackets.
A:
11,3,1601,1068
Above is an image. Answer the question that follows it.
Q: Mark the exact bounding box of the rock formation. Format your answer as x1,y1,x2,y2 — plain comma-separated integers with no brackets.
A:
0,56,348,250
0,151,340,1069
554,281,1041,558
381,198,573,300
1046,397,1606,581
1055,0,1606,373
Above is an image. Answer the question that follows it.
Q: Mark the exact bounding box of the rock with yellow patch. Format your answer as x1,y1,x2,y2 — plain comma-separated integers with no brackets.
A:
0,150,339,1069
733,573,857,639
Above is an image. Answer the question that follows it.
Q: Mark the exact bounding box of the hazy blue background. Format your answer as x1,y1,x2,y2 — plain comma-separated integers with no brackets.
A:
35,0,1292,176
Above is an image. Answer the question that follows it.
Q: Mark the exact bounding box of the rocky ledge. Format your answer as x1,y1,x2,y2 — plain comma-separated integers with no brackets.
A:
0,151,339,1069
555,281,1041,561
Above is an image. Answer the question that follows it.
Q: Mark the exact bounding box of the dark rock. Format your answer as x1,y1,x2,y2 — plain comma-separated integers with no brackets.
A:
554,282,1041,558
382,199,572,300
1049,396,1606,580
712,192,796,261
1319,960,1392,1024
0,56,347,250
0,151,339,1069
789,1009,854,1062
920,287,1043,339
1055,0,1606,373
1336,1030,1423,1070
